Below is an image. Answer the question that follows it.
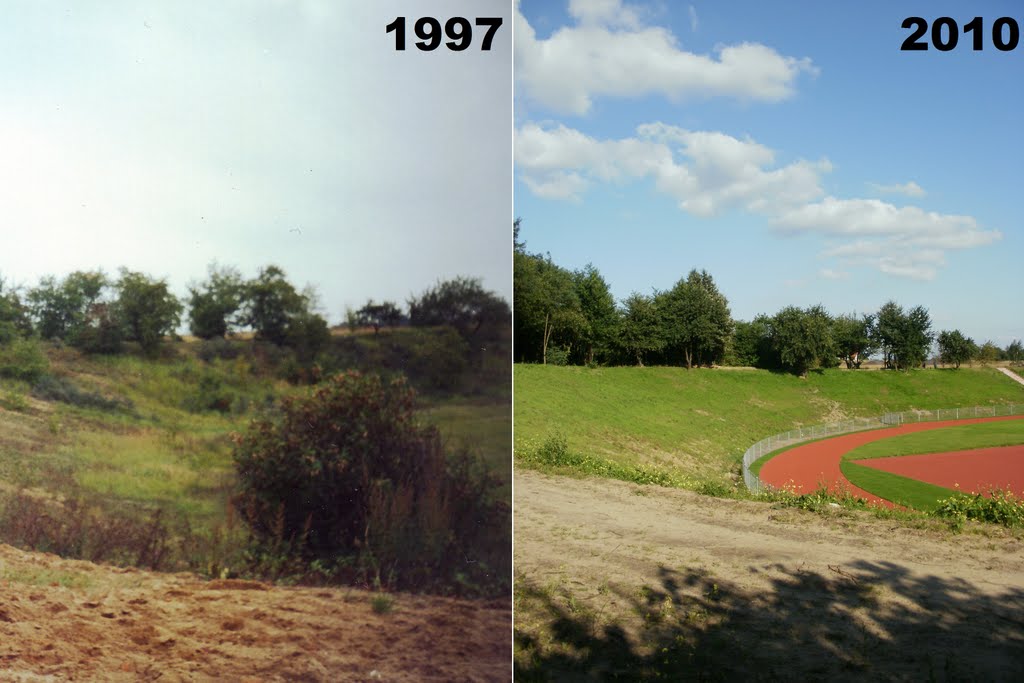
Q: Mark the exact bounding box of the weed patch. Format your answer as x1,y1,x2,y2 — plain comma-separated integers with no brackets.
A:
931,489,1024,530
516,434,691,488
32,374,132,412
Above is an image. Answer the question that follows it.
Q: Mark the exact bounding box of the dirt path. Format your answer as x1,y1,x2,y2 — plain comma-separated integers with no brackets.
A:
759,415,1024,504
0,543,511,682
514,468,1024,681
997,367,1024,387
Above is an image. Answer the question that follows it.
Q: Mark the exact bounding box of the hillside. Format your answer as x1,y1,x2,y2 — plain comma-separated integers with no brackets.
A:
0,332,512,679
514,364,1024,485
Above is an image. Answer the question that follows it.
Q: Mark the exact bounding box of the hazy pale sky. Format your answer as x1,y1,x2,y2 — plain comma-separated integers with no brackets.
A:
1,1,511,323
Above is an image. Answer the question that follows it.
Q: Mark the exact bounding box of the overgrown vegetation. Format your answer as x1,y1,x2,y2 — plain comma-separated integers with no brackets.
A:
932,489,1024,530
0,301,511,596
231,371,510,595
516,434,691,488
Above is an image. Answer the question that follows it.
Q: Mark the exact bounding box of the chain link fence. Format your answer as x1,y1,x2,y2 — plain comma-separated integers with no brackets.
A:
742,404,1024,495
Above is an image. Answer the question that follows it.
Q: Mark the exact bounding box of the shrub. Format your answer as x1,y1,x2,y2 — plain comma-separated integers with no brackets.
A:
197,337,244,362
183,372,236,413
0,390,29,412
31,374,131,412
0,491,174,570
403,326,469,392
0,338,49,382
230,370,508,594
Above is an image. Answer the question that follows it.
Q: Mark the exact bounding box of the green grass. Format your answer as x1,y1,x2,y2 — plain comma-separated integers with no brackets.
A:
0,565,93,589
844,420,1024,461
515,364,1022,485
70,429,234,526
840,461,957,512
421,398,511,491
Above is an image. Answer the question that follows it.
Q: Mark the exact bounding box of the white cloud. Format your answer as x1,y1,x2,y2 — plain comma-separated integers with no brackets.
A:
868,181,926,198
877,251,946,281
773,197,1000,250
515,122,829,215
791,199,1001,281
521,170,590,201
515,1,818,114
688,5,698,32
516,123,1001,281
818,268,849,280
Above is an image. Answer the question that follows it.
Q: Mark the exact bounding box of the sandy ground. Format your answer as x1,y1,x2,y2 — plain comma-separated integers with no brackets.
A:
514,469,1024,681
0,543,511,682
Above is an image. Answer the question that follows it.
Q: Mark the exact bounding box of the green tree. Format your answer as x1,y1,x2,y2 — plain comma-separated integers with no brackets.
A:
571,264,618,365
729,316,776,368
513,248,581,364
74,302,124,354
832,313,877,368
354,300,406,336
0,277,32,344
937,330,976,369
900,305,934,369
874,301,932,370
616,292,663,367
188,263,245,339
657,269,732,369
408,276,509,342
975,340,1001,364
115,270,183,356
241,265,309,346
27,270,107,343
769,305,835,377
1006,339,1023,365
284,309,331,363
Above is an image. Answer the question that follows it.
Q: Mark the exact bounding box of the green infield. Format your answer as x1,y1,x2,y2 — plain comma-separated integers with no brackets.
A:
840,420,1024,510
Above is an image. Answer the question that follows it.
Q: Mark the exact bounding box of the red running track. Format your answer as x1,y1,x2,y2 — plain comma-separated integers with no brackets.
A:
758,415,1024,506
858,445,1024,498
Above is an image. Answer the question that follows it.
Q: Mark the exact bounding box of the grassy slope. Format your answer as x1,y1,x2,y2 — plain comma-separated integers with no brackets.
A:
0,339,510,573
514,365,1024,484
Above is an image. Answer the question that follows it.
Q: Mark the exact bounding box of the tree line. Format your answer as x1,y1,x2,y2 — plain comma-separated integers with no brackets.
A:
514,220,1022,376
0,264,509,359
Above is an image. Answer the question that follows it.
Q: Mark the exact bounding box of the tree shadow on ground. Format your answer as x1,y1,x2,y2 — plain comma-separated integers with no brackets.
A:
515,560,1024,681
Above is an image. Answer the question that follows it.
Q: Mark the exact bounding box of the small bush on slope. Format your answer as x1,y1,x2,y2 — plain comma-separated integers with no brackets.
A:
231,370,509,595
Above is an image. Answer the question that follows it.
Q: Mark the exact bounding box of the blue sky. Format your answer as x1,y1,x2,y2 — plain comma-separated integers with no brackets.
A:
1,1,511,325
514,0,1022,348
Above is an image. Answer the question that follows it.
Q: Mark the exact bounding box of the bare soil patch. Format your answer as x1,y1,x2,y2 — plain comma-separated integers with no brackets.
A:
0,543,511,682
514,469,1024,681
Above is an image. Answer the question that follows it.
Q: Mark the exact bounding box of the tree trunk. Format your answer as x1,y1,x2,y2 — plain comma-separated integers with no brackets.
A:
684,347,693,369
542,312,552,365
